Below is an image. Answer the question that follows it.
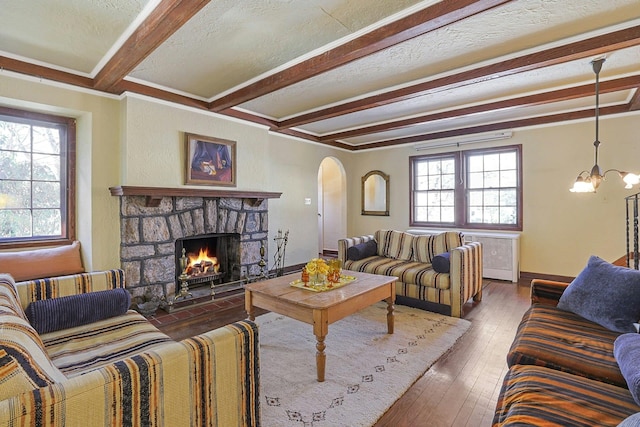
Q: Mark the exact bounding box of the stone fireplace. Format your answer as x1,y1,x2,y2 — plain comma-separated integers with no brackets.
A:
110,186,281,304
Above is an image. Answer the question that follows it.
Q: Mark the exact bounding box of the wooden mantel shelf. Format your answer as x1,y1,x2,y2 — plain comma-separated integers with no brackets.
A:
109,186,282,207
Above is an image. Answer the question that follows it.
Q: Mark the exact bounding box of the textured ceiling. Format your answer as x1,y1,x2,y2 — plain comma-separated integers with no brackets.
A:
0,0,639,150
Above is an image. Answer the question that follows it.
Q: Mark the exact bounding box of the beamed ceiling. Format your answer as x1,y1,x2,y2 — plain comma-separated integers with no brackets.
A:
1,0,639,151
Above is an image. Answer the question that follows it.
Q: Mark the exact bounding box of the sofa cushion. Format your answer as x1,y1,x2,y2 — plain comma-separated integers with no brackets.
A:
615,333,640,406
43,310,173,377
557,256,640,333
413,232,462,263
0,348,41,399
375,230,414,261
493,364,639,427
507,304,625,387
346,240,378,261
25,288,131,335
432,252,450,273
0,241,84,282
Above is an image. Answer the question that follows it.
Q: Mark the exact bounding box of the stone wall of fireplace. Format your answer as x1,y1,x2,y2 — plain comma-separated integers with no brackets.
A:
117,195,269,300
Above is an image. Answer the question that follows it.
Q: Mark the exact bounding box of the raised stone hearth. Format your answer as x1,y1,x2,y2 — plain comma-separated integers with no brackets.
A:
111,186,281,305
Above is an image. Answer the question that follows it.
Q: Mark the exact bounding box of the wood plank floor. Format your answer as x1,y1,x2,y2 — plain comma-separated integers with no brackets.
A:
154,278,532,427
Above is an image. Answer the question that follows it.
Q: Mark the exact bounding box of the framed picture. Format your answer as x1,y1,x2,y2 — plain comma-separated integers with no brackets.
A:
185,133,236,186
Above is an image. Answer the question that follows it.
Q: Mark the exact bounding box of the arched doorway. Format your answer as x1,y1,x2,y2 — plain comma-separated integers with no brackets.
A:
317,157,347,256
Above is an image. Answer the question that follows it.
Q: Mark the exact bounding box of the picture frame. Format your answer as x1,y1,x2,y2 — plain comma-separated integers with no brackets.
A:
185,133,236,186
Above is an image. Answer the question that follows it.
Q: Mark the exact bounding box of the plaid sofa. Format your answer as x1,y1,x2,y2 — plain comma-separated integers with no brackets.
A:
338,230,483,318
0,271,259,426
493,279,640,426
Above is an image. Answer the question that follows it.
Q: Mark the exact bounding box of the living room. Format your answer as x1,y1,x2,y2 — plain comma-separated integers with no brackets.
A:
1,1,640,426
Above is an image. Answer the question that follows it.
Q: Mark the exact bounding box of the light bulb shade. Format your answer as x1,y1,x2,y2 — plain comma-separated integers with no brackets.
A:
570,176,595,193
622,172,640,186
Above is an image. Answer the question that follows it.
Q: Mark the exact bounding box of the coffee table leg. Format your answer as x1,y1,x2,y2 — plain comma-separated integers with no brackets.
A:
315,334,326,382
245,290,255,321
386,297,395,334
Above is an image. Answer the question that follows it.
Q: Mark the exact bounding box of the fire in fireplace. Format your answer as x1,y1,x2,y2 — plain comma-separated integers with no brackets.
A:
175,233,241,295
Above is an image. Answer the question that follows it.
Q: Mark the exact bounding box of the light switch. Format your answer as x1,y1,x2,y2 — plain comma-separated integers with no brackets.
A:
304,198,311,205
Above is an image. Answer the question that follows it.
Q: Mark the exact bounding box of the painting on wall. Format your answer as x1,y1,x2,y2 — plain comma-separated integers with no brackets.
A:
185,133,236,186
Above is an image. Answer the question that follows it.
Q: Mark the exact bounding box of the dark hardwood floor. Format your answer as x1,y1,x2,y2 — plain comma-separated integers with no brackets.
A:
154,278,532,427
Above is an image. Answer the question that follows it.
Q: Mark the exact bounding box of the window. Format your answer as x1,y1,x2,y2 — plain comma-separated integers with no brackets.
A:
410,145,522,230
0,107,76,247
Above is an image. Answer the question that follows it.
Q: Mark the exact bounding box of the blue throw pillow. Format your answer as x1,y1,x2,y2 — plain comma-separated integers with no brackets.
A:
347,240,378,261
557,256,640,333
614,333,640,406
25,288,131,334
432,252,450,273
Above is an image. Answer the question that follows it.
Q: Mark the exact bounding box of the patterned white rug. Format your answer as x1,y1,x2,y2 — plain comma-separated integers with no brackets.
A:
255,302,471,427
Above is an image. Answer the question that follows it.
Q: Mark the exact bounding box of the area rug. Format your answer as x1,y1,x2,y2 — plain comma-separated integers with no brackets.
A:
255,302,471,427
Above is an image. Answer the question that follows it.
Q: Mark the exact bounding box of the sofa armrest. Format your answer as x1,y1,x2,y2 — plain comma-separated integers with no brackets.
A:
0,320,260,427
449,242,483,318
15,269,125,311
530,279,570,306
337,235,375,262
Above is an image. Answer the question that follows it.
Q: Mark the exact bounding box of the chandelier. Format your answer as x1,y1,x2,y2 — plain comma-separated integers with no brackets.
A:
569,58,639,193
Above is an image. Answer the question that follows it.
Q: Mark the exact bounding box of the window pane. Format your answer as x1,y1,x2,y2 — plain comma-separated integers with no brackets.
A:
485,189,499,205
468,156,483,172
442,159,455,174
442,173,455,189
500,206,517,224
0,121,30,152
500,170,517,187
0,181,30,208
500,152,516,169
501,189,517,206
0,151,31,180
441,206,455,222
469,206,483,223
415,206,427,221
485,171,499,188
469,190,483,206
441,190,455,206
0,209,31,238
484,206,500,223
32,126,60,155
428,175,441,190
427,192,441,206
484,154,500,171
469,172,483,189
416,176,428,191
427,206,440,222
33,153,60,181
428,161,442,175
33,209,61,236
416,161,429,175
33,182,60,208
415,192,427,206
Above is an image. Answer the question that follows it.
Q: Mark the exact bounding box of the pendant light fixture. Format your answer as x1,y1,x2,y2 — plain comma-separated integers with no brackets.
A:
569,58,639,193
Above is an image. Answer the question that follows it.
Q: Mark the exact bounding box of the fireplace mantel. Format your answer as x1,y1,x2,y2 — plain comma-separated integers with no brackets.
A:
110,185,282,207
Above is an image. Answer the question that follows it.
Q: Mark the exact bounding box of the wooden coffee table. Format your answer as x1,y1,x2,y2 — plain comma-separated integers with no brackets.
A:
245,270,397,382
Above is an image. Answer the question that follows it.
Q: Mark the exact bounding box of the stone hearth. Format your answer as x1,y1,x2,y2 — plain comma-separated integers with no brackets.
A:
111,186,281,303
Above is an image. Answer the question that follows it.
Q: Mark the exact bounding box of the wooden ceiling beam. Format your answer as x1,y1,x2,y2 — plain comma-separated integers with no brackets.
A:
319,75,640,141
93,0,210,92
351,104,630,150
279,25,640,129
0,56,94,88
208,0,511,112
629,87,640,111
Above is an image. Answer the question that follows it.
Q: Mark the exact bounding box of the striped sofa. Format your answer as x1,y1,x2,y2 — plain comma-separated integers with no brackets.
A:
0,270,259,426
493,279,640,426
338,230,483,318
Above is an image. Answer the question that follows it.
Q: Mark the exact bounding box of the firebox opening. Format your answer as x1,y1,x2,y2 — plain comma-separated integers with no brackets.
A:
175,233,241,290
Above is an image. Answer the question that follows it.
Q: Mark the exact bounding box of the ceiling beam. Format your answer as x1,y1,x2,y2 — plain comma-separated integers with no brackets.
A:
319,75,640,141
93,0,211,92
352,104,630,150
279,25,640,129
629,88,640,111
0,56,94,89
117,80,210,110
208,0,511,112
